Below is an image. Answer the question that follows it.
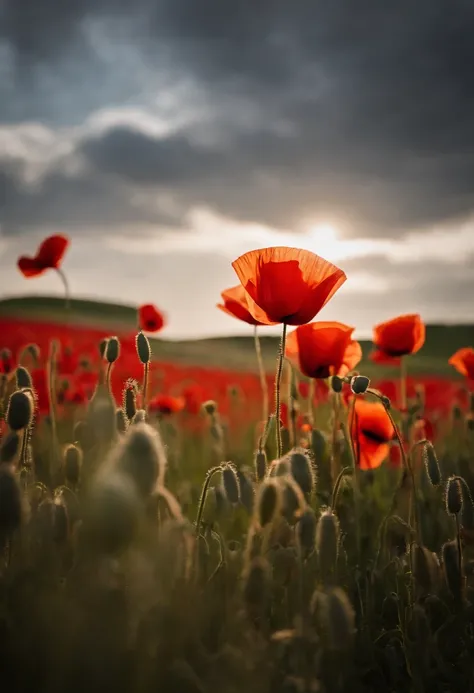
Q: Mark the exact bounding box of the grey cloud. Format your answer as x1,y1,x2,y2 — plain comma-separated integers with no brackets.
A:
2,1,474,236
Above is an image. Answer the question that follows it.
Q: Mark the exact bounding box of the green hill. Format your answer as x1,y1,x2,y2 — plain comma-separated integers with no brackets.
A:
0,295,472,377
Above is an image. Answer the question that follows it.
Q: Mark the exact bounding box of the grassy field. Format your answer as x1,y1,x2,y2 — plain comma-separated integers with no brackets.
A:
0,294,472,377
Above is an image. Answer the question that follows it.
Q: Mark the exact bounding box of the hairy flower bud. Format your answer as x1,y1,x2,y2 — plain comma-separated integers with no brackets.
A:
15,366,33,390
446,476,463,516
136,331,151,364
254,449,267,482
351,375,370,395
331,375,343,393
6,389,34,431
63,444,82,487
256,479,281,528
222,463,240,504
105,336,120,364
423,441,441,487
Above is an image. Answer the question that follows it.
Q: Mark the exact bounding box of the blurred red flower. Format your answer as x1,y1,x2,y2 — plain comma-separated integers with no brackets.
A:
351,398,395,470
286,321,362,379
449,347,474,381
148,394,185,416
373,314,425,358
138,304,165,333
17,234,69,278
232,246,346,325
217,285,270,325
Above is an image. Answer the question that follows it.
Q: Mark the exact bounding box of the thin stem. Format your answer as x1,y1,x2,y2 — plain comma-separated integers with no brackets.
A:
275,323,287,458
55,268,70,311
106,363,112,391
400,356,407,412
342,402,361,564
143,362,150,411
254,326,269,424
195,465,222,539
455,514,464,598
289,363,298,448
47,341,58,473
331,466,352,511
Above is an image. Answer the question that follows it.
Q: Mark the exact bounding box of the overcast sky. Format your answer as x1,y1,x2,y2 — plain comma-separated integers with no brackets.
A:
1,1,474,338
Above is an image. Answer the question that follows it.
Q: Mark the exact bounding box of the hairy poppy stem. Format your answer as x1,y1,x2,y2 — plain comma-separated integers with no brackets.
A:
47,340,58,475
55,268,70,311
275,323,287,458
195,465,223,538
143,362,149,411
254,326,269,424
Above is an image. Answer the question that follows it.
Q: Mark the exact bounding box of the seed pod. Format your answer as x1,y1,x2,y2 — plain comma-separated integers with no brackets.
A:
132,409,147,425
311,429,326,460
254,449,267,482
446,476,463,516
331,376,343,393
6,389,34,431
0,465,22,535
0,431,20,464
442,540,463,601
256,479,281,528
324,588,355,651
99,338,108,359
63,444,82,486
15,366,32,390
423,442,441,487
116,408,128,434
222,463,240,504
88,395,117,444
289,448,315,497
351,375,370,395
316,509,339,582
297,508,317,556
268,458,291,477
115,422,166,496
105,336,120,364
136,331,151,364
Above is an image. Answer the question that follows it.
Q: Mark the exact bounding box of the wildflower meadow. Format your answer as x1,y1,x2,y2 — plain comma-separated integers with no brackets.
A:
1,234,474,693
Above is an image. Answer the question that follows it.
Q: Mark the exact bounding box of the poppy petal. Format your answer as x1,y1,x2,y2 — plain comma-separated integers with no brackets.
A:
373,314,425,357
36,234,70,269
449,347,474,380
17,256,47,278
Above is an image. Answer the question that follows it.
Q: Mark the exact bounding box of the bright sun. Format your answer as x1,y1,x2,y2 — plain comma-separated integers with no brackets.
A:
306,223,343,262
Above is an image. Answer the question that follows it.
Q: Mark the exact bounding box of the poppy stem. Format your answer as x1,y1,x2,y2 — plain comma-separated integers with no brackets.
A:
275,323,287,458
143,362,149,411
55,268,70,311
47,340,59,477
253,326,269,424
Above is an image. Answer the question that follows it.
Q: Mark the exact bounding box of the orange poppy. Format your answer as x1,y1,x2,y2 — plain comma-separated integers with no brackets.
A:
217,285,272,326
286,321,362,379
148,394,185,416
17,234,69,278
232,247,346,325
351,399,395,470
372,314,425,358
138,304,165,333
449,347,474,381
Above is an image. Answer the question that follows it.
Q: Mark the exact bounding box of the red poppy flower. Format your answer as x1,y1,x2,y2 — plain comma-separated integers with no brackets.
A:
17,234,69,278
148,394,185,416
286,321,362,379
449,347,474,381
369,349,401,366
372,314,425,358
232,247,346,325
351,399,395,471
217,285,272,326
138,304,165,333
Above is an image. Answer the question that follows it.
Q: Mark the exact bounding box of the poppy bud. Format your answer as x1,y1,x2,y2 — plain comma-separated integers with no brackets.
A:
243,556,271,621
237,469,254,513
132,409,147,425
1,348,12,373
256,479,281,528
26,343,40,362
289,448,315,497
442,540,462,601
351,375,370,395
116,407,128,434
6,389,34,431
281,426,291,454
136,331,151,364
316,509,339,582
15,366,32,390
254,449,267,482
123,382,137,421
105,337,120,364
99,338,108,359
423,441,441,487
311,429,326,460
446,476,463,516
412,543,437,595
202,400,217,416
222,463,240,504
0,431,20,465
331,375,343,393
296,508,317,556
116,421,167,496
281,477,305,523
324,588,355,651
64,444,82,487
0,466,22,535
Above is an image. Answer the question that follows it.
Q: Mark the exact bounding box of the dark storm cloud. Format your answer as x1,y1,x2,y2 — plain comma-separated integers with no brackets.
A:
2,0,474,235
